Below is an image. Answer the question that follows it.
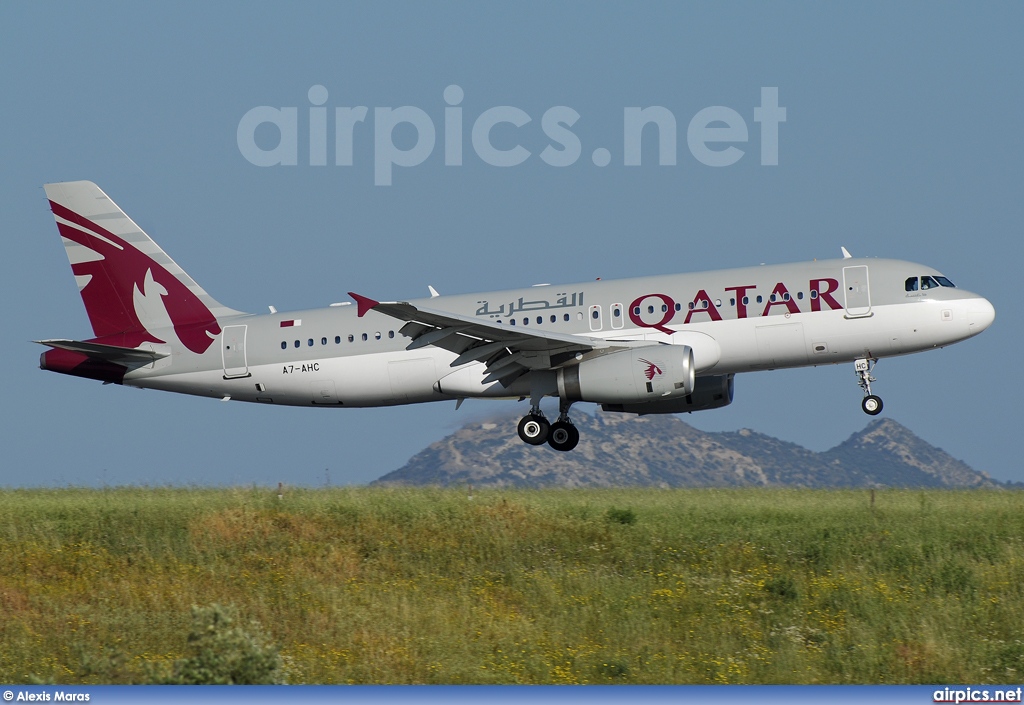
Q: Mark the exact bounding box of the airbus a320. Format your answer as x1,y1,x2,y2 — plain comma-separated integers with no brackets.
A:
38,181,995,452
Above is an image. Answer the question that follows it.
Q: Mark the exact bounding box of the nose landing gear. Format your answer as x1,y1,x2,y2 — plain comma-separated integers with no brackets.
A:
855,357,883,415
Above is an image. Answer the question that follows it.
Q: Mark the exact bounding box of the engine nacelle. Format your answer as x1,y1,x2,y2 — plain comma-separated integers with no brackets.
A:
601,373,734,415
558,345,694,405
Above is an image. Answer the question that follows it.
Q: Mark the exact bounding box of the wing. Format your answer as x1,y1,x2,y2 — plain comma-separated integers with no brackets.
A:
349,292,643,386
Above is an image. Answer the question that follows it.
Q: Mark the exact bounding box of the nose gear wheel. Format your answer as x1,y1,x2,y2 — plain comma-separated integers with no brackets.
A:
854,358,883,415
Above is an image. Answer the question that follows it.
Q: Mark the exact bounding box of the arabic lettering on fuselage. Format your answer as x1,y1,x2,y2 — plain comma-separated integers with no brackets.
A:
475,292,584,318
474,278,845,333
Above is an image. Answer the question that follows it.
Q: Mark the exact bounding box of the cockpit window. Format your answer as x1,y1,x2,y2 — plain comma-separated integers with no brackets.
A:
909,275,956,291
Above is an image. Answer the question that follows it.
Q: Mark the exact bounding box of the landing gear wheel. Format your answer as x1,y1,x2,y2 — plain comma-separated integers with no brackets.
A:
861,395,883,415
547,421,580,452
517,415,550,445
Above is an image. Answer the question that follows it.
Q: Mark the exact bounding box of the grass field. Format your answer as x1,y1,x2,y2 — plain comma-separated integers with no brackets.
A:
1,487,1022,684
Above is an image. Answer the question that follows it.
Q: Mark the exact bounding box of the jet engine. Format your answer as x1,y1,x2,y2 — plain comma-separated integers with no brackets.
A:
557,345,694,405
600,373,734,415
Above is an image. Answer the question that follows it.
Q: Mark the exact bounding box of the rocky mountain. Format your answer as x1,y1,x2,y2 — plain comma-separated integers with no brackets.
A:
375,413,997,489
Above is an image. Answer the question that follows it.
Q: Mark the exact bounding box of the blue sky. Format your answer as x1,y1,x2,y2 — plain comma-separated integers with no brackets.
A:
2,2,1021,486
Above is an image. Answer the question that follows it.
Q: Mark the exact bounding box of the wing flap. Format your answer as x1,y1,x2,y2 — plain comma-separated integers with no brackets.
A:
348,293,657,387
350,293,602,354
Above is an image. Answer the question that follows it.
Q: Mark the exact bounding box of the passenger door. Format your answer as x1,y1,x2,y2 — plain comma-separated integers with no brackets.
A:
221,325,249,378
843,265,872,317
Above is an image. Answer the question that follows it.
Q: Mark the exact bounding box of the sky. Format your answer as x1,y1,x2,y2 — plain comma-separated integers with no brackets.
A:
1,2,1021,487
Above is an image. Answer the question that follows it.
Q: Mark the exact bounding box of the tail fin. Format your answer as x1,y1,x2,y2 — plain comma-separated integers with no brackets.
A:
43,181,244,354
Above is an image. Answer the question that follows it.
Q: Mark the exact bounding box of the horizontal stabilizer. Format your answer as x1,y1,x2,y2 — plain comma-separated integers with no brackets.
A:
35,339,168,365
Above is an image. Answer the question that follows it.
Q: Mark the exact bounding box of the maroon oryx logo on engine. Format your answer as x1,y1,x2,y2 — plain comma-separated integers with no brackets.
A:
638,358,663,381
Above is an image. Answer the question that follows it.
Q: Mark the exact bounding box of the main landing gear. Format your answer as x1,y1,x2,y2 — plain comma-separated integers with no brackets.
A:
517,411,549,445
855,357,883,416
517,400,580,452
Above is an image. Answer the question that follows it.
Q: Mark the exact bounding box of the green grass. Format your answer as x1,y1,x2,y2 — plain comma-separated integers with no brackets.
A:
1,487,1023,684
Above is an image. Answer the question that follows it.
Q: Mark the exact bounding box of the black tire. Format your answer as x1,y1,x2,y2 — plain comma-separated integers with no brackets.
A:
517,415,550,445
861,395,883,415
547,421,580,452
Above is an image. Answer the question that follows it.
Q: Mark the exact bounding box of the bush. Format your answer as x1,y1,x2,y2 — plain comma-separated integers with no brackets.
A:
606,507,637,525
764,574,799,601
153,604,285,684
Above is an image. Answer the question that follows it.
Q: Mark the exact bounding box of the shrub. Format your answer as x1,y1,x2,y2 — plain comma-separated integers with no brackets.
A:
153,604,285,684
606,507,637,525
764,574,799,601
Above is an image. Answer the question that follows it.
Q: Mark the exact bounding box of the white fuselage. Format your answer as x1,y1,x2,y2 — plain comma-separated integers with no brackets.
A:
125,257,995,409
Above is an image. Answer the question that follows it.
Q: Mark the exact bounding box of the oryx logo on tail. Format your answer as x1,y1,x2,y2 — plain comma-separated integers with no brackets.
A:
46,187,221,354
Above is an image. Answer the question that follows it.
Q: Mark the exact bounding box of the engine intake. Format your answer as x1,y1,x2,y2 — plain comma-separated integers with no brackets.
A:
558,345,694,405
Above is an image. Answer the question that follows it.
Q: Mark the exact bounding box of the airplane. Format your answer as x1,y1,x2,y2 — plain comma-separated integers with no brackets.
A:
37,181,995,452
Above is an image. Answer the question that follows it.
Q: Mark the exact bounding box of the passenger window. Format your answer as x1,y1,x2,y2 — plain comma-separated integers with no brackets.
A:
592,310,599,319
335,336,341,344
550,315,557,323
810,291,818,300
510,319,516,326
563,313,570,321
797,292,803,300
281,341,287,350
389,331,395,338
294,340,300,348
321,337,327,345
905,277,919,292
348,334,354,343
742,296,749,305
523,318,529,325
361,333,368,341
633,307,640,315
730,298,736,306
375,332,381,340
536,316,542,325
611,303,624,329
675,303,682,311
308,339,314,346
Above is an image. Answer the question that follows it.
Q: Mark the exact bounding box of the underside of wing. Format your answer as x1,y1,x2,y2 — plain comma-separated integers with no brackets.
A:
349,292,644,387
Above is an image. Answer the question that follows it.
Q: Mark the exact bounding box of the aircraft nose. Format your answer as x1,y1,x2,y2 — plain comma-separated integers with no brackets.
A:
967,297,995,334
